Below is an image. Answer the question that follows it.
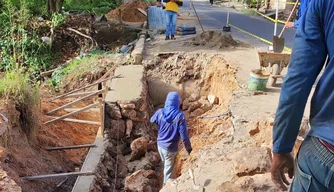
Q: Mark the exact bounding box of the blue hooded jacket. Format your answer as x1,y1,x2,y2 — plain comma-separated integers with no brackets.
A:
150,92,192,152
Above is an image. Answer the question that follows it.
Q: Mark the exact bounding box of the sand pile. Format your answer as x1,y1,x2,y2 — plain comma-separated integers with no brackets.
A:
106,0,149,22
190,31,238,48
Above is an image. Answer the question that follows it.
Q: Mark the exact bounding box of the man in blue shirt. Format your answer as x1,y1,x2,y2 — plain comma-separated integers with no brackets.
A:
150,92,192,185
285,0,311,29
271,0,334,191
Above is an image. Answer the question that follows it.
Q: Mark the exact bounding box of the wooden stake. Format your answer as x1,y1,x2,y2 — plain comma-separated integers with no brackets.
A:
63,91,97,99
45,144,96,151
47,90,104,115
46,116,100,125
99,98,104,137
96,64,118,83
22,171,94,180
44,103,99,125
57,177,69,188
50,76,118,101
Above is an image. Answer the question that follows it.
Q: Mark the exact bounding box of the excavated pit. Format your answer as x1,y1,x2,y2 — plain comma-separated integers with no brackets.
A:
145,52,239,185
72,52,239,192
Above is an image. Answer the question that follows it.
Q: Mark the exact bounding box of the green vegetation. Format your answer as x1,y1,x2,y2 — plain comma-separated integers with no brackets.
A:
49,54,108,91
0,0,121,113
63,0,121,15
0,71,39,106
0,0,57,78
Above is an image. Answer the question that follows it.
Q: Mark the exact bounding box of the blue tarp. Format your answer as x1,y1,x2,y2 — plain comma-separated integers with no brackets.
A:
148,6,166,30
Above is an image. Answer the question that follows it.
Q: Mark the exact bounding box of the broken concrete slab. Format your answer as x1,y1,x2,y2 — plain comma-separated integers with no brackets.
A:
106,65,145,104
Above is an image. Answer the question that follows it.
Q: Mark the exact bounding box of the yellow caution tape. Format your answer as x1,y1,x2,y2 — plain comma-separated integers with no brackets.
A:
254,10,286,24
229,23,292,52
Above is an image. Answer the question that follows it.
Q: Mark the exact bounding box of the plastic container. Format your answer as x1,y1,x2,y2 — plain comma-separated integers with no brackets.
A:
248,69,270,91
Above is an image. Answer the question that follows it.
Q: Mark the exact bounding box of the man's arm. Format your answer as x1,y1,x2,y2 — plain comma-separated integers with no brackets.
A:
271,1,327,190
150,109,162,124
178,118,192,153
273,0,327,154
293,0,310,29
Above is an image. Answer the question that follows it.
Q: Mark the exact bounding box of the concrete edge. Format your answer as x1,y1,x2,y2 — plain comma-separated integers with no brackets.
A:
71,127,107,192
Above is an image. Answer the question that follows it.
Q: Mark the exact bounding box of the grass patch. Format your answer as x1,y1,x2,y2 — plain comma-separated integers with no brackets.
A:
49,53,111,92
0,71,40,137
0,71,39,106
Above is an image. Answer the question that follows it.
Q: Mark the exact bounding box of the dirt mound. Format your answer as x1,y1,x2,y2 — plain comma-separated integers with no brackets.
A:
106,0,149,22
189,31,238,48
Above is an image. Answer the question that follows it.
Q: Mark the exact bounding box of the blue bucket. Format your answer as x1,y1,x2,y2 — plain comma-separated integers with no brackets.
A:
248,69,270,91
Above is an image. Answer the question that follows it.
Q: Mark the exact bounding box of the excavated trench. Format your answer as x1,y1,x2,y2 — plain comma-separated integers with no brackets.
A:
78,52,238,192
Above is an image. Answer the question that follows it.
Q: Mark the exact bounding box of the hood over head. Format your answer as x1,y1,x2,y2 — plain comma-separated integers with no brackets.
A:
162,92,181,122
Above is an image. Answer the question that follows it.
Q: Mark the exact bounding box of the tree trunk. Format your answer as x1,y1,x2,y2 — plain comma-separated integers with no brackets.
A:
48,0,64,14
48,0,57,13
57,0,64,13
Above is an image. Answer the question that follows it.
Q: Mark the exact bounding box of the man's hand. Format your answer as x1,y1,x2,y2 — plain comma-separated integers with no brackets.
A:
285,22,294,28
270,152,295,191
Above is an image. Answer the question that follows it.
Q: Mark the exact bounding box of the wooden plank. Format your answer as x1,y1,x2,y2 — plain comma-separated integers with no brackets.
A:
137,8,147,16
45,144,96,151
47,90,104,115
41,69,57,77
50,75,118,101
44,103,99,125
22,171,94,180
57,177,69,188
64,108,99,112
46,116,100,125
63,91,96,99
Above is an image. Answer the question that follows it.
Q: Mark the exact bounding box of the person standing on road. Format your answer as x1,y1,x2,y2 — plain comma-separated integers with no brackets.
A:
210,0,214,6
150,92,192,185
285,0,311,29
271,0,334,191
164,0,183,40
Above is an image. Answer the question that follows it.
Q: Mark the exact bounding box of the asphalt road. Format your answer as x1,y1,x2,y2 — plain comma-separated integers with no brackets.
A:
181,1,297,48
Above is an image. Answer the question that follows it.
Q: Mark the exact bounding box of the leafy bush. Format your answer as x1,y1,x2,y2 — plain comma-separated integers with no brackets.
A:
0,0,55,74
63,0,121,14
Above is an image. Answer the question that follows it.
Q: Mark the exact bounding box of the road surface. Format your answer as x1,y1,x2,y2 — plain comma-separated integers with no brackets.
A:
181,1,297,48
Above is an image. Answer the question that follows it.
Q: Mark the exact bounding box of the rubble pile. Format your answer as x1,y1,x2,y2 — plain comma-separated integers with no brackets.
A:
90,72,162,191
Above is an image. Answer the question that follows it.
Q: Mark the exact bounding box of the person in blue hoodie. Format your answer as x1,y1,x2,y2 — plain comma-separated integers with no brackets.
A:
150,92,192,185
271,0,334,191
285,0,311,29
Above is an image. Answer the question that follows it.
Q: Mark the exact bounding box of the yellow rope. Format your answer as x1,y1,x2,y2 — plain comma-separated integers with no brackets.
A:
229,23,292,52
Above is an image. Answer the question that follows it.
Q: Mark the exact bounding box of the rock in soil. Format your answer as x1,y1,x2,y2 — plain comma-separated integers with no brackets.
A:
124,170,159,192
217,173,282,192
106,103,122,119
130,137,149,161
230,147,272,177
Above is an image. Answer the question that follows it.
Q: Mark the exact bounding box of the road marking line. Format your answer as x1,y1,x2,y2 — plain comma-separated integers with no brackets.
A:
253,10,286,24
229,24,292,52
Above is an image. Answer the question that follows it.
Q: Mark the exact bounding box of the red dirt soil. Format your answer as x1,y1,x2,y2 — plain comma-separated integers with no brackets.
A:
106,0,149,22
0,97,100,192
